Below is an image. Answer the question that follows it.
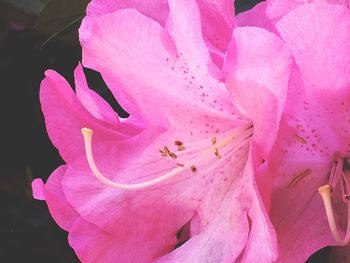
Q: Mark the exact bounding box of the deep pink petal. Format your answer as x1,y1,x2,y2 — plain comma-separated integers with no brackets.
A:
74,64,119,127
33,166,79,231
32,178,45,200
223,26,291,158
39,70,144,170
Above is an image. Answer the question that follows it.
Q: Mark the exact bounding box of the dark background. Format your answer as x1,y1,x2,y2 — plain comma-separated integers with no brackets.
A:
0,0,329,262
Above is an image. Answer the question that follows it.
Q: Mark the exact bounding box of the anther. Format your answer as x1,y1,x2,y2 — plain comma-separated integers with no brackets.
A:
177,145,186,151
214,148,221,159
190,165,198,173
211,137,217,145
175,140,183,146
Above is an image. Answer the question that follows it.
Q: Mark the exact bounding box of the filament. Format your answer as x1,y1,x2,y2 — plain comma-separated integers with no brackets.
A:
81,128,184,190
318,184,350,245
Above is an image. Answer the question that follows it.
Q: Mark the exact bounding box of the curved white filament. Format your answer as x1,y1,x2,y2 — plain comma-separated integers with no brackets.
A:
318,185,350,245
81,128,183,190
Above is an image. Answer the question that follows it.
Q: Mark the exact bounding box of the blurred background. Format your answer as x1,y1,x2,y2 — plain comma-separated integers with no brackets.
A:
0,0,330,262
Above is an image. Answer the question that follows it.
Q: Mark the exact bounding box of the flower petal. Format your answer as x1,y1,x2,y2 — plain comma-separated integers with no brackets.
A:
266,0,350,21
236,2,277,34
155,148,278,263
82,8,243,135
167,0,232,73
80,0,169,44
276,2,350,93
223,26,291,158
74,64,119,127
69,217,176,262
40,70,141,170
33,166,79,231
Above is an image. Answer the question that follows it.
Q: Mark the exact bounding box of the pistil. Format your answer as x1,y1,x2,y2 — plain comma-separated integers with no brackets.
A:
81,124,253,191
318,157,350,245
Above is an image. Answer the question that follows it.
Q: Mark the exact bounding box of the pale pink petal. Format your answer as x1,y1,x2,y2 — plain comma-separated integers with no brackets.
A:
82,8,243,134
236,2,277,34
167,0,219,76
276,2,350,150
191,0,235,68
266,0,308,21
156,148,278,263
74,64,119,127
266,0,350,21
276,2,350,93
79,0,169,44
223,26,291,158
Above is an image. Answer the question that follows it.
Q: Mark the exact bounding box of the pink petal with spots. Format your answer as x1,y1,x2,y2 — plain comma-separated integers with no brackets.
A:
82,7,243,133
263,3,350,262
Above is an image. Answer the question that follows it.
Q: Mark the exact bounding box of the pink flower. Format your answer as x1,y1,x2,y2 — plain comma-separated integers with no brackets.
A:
238,1,350,262
33,0,292,262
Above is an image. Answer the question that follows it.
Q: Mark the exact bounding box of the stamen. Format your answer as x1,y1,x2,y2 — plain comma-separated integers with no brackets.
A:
211,137,217,145
81,128,184,190
318,184,350,245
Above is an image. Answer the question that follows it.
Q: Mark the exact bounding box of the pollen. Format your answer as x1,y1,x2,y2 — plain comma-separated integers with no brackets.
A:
169,152,177,159
190,165,198,173
177,145,186,151
159,149,167,157
175,140,184,146
287,168,311,188
214,148,221,159
295,134,307,144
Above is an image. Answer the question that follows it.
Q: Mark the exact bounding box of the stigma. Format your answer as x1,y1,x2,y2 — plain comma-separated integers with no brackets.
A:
318,156,350,245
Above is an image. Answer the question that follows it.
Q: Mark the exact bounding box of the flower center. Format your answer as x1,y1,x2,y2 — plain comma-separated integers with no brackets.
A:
81,124,253,191
318,155,350,245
